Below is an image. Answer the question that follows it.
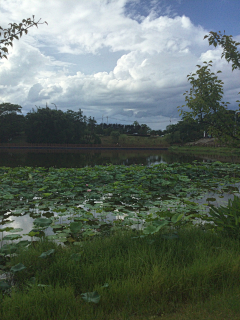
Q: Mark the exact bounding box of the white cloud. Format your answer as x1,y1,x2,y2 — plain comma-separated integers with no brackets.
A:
0,0,239,130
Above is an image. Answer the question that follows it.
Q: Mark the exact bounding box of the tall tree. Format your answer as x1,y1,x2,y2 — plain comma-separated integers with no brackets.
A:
0,103,25,142
178,61,238,143
0,15,48,59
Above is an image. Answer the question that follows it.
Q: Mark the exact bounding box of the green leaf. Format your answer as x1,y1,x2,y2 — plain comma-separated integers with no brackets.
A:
39,249,55,258
3,234,22,241
70,222,83,234
81,291,101,303
10,263,26,273
34,218,52,227
8,228,23,233
0,281,11,291
171,213,184,223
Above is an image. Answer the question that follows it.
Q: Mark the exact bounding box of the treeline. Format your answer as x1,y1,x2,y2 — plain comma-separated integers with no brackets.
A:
164,110,240,145
0,103,100,144
95,121,162,136
0,103,164,144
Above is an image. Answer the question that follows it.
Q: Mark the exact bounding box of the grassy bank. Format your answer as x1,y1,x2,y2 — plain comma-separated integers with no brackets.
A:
169,145,240,156
4,133,169,148
100,134,169,147
1,227,240,319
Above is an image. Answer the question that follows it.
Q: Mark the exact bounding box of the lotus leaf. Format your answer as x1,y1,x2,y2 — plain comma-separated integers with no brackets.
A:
34,218,52,227
70,222,83,234
39,249,55,258
3,234,22,241
10,263,26,273
8,228,23,233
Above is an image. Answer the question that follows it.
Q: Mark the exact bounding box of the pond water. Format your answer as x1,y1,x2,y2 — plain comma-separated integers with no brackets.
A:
1,148,240,167
1,150,240,248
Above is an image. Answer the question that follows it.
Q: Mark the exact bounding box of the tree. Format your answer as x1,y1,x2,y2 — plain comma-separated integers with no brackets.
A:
110,131,120,144
204,31,240,71
165,118,204,144
25,106,99,144
204,30,240,111
0,103,25,142
0,15,48,59
178,61,238,142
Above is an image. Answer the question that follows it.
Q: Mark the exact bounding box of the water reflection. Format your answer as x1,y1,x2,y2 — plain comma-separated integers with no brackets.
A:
1,149,240,167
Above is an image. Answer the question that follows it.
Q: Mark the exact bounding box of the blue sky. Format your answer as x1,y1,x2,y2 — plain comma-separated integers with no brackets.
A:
0,0,239,130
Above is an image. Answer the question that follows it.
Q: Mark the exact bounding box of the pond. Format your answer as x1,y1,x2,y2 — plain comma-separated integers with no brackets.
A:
1,161,240,251
1,148,240,167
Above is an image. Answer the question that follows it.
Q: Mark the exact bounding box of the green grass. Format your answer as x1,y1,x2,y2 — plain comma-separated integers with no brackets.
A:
169,145,240,156
100,134,169,147
1,226,240,319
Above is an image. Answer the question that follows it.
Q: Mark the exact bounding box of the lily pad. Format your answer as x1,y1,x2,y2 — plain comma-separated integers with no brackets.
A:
10,263,26,273
8,228,23,233
3,234,22,241
34,218,52,227
70,222,83,234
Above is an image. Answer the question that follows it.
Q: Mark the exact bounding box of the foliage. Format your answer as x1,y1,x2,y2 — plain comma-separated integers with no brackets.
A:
205,195,240,239
0,162,240,247
25,106,98,144
178,61,239,143
0,162,240,318
0,103,25,142
110,130,120,143
1,228,240,319
0,15,48,59
204,31,240,71
165,118,205,144
96,121,155,136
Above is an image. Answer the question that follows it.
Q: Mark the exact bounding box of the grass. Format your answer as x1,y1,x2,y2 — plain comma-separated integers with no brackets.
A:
4,132,169,148
100,134,169,147
169,145,240,156
1,226,240,319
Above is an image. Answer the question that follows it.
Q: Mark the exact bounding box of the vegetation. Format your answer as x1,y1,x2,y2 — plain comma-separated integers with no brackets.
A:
96,121,155,137
204,30,240,71
1,227,240,319
0,162,240,318
0,15,47,59
25,106,100,144
176,31,240,146
0,103,25,143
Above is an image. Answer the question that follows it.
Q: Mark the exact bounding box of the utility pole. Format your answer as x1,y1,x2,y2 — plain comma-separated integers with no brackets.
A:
107,116,108,124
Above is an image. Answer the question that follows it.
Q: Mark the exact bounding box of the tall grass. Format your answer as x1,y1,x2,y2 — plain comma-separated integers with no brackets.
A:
1,226,240,319
100,135,169,147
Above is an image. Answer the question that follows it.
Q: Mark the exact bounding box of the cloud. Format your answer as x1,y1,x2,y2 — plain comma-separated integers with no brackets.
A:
0,0,239,130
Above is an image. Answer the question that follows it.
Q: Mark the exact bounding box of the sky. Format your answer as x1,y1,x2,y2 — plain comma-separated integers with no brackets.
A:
0,0,239,130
